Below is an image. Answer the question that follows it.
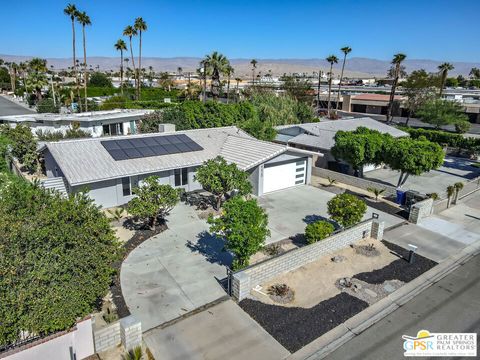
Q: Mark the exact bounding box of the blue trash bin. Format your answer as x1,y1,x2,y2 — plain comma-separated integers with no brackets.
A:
396,189,406,205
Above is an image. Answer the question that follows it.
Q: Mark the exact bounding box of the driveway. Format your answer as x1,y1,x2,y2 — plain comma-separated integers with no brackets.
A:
364,156,480,195
144,299,289,360
0,95,35,115
258,185,404,244
120,203,231,331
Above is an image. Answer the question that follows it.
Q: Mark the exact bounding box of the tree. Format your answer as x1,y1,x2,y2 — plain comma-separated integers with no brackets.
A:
115,39,127,94
281,75,314,104
134,17,147,100
123,25,138,98
76,11,91,111
36,98,60,113
64,4,79,99
208,197,269,270
401,69,437,125
195,156,252,209
386,53,407,122
0,178,121,346
138,111,162,133
127,176,180,228
305,220,335,244
0,124,38,172
469,67,480,80
88,72,113,87
416,99,469,129
26,58,48,101
201,51,230,100
225,64,234,103
438,62,454,98
335,46,352,115
250,59,257,85
327,193,367,228
367,187,386,201
325,55,339,117
385,137,444,187
453,182,464,204
446,185,455,208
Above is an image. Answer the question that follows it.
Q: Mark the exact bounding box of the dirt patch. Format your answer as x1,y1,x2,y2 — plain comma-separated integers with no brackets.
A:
250,238,299,265
240,293,369,353
254,238,397,308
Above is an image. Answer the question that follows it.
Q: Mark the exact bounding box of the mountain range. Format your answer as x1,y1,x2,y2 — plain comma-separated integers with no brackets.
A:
1,54,478,78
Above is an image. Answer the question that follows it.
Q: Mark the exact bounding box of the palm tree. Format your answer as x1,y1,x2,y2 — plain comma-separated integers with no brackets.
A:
19,62,28,97
234,77,242,102
453,182,464,204
367,187,385,201
201,51,230,100
325,55,338,118
134,17,147,100
114,39,127,94
250,59,257,85
9,62,18,94
335,46,352,115
76,11,91,111
446,185,455,208
64,4,79,100
438,62,454,98
123,25,138,97
27,58,48,101
225,64,234,103
177,67,183,76
386,53,407,123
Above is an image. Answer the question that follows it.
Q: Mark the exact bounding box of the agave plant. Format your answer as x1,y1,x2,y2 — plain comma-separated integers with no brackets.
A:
123,346,142,360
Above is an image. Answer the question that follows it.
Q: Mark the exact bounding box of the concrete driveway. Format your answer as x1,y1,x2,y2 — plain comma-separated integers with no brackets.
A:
144,299,289,360
258,185,404,244
120,203,231,331
364,156,480,195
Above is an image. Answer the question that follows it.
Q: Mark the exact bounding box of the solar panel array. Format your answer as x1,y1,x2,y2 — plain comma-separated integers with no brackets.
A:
101,134,204,161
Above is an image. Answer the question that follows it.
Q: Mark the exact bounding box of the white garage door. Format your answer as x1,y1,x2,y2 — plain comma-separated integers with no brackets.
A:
263,159,306,194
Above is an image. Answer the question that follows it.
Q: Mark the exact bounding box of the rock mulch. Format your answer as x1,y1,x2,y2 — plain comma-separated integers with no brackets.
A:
110,221,168,318
353,241,437,284
240,293,369,353
335,277,404,305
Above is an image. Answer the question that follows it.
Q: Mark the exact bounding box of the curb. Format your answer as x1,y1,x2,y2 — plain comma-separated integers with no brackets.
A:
287,240,480,360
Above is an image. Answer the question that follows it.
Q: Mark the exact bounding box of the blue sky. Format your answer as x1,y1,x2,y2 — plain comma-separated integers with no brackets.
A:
1,0,479,61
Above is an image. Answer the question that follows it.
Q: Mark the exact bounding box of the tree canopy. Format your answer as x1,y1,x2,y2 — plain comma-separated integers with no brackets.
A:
0,124,38,172
327,193,367,228
208,197,270,270
195,156,252,209
0,178,121,346
416,99,469,129
88,72,113,87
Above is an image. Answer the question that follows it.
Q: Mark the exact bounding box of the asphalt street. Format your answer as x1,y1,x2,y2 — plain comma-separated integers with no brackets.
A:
0,95,35,116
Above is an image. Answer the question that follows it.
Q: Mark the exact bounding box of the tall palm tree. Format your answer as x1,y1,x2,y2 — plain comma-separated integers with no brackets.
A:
250,59,257,85
225,64,234,103
325,55,339,117
438,62,454,98
76,11,91,111
335,46,352,115
201,51,230,101
9,62,18,94
386,53,407,123
123,25,138,97
64,4,79,101
446,185,455,208
27,58,48,101
134,17,147,100
114,39,127,94
19,62,28,97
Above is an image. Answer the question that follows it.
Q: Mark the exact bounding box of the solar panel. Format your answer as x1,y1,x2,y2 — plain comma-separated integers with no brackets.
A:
101,134,203,161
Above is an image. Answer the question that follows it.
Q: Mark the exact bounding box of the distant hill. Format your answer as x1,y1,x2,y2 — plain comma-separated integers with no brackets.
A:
1,54,478,78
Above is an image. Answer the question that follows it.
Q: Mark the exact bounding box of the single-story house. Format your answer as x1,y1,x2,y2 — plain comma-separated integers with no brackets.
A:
0,109,154,137
274,117,407,174
41,126,314,208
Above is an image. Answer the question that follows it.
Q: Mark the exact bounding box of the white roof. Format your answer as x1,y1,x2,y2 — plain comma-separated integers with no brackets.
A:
45,126,290,186
276,117,408,150
0,109,154,124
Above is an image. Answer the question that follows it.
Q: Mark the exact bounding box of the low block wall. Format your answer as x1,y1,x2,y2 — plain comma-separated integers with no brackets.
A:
93,315,142,353
409,198,433,224
232,219,384,301
312,167,397,197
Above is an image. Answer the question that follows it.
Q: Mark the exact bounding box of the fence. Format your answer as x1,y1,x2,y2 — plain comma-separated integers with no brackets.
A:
93,315,142,353
312,167,397,197
231,218,385,301
0,318,94,360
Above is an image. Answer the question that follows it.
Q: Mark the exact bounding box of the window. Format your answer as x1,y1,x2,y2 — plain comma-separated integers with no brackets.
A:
122,177,131,196
174,168,188,186
103,123,124,136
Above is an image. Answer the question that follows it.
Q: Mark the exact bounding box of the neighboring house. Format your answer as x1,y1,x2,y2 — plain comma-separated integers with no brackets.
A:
0,109,154,137
275,117,407,174
41,126,313,208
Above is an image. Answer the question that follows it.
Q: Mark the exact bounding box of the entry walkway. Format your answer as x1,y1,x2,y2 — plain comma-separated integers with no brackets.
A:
120,203,230,331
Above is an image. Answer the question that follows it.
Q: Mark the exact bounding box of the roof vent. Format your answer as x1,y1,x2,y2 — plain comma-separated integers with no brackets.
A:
158,123,176,133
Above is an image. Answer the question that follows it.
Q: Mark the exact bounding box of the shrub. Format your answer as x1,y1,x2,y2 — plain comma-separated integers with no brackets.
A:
36,98,59,113
101,96,127,110
305,220,335,244
327,193,367,228
88,72,113,88
400,127,480,150
455,121,471,134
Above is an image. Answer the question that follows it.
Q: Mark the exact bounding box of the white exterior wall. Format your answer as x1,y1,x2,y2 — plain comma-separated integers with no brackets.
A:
1,318,94,360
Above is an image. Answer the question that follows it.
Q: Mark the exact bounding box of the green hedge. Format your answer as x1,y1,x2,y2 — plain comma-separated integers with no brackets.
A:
87,87,179,100
400,127,480,150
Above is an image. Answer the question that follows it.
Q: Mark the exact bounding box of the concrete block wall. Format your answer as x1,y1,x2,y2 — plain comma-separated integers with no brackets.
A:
232,219,384,301
120,316,142,351
93,321,121,353
312,167,397,197
408,198,433,224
